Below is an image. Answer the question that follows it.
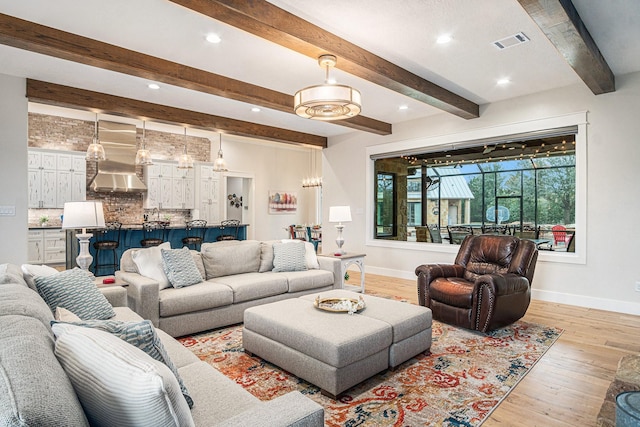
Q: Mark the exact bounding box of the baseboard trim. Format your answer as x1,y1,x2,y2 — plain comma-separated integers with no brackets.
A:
365,266,640,316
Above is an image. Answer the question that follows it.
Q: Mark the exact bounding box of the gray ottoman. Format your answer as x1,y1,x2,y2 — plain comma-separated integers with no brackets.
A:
243,291,432,398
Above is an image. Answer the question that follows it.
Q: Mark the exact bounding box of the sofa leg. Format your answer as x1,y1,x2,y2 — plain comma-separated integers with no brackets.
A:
321,389,340,400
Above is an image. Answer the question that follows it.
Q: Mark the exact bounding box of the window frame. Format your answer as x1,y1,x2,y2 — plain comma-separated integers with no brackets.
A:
365,112,587,265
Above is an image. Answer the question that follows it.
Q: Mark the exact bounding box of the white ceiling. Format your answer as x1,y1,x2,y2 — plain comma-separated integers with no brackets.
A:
0,0,639,139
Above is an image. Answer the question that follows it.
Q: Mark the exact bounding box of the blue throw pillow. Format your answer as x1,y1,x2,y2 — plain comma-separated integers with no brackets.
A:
51,319,193,409
272,241,307,272
34,268,115,320
161,247,203,288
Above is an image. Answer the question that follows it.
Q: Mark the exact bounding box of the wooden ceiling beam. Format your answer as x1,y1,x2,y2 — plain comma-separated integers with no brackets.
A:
517,0,615,94
0,13,390,135
168,0,480,120
27,79,327,147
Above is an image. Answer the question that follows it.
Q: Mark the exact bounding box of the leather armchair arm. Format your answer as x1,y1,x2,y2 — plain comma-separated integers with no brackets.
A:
415,264,465,306
472,273,531,332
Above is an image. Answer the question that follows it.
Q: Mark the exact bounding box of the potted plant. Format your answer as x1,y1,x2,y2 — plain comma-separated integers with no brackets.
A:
39,215,49,226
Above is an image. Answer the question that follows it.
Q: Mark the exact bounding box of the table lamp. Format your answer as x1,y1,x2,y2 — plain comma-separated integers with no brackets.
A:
62,201,105,276
329,206,352,255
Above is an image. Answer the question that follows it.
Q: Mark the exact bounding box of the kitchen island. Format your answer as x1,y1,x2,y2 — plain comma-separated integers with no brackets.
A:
65,223,248,275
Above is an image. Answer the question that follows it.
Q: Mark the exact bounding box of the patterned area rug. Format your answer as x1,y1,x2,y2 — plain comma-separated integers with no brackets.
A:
179,317,561,426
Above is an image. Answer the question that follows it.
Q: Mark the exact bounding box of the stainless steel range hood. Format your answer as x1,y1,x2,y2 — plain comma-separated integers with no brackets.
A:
89,120,147,193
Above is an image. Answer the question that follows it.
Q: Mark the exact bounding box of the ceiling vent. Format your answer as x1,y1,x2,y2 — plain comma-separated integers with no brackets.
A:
492,32,530,50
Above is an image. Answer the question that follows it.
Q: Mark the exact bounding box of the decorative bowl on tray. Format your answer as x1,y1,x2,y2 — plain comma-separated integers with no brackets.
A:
314,295,365,315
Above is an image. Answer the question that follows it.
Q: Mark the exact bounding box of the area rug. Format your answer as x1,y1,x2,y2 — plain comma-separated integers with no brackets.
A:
179,318,562,426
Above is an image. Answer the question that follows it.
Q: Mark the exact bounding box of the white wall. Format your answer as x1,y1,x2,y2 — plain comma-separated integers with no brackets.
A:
323,71,640,315
0,75,28,263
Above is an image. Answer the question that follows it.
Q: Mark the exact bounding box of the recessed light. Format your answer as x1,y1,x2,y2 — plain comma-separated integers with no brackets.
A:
497,78,511,85
436,34,452,44
398,105,408,110
251,107,261,112
148,83,160,90
206,33,221,44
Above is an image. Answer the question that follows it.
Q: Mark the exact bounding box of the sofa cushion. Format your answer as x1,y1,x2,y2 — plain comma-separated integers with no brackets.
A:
159,282,234,317
0,315,89,427
272,241,307,272
161,246,203,289
0,263,29,288
277,269,335,293
212,272,288,304
34,268,115,320
131,242,171,289
0,283,55,330
52,319,193,409
52,324,195,427
201,240,261,279
21,263,58,291
179,361,260,425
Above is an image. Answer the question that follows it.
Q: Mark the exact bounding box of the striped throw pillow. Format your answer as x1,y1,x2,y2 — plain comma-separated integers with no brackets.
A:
52,319,193,408
34,268,115,320
161,247,203,288
52,324,195,427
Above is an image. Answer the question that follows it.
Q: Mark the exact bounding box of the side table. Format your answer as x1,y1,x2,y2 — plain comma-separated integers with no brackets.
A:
94,276,127,288
320,253,366,293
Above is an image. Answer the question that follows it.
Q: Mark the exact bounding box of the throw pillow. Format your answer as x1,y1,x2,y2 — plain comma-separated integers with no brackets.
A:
34,268,115,320
21,263,59,291
131,242,171,290
280,239,320,270
55,307,81,322
52,324,195,427
161,247,203,289
52,319,193,409
272,241,307,272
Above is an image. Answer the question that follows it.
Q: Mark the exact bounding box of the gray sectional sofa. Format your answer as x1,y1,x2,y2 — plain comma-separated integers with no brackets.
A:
0,263,324,426
116,239,342,337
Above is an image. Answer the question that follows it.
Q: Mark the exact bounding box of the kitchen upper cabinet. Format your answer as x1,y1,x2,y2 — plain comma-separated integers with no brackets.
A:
27,150,57,208
144,162,194,209
195,164,221,223
28,149,86,208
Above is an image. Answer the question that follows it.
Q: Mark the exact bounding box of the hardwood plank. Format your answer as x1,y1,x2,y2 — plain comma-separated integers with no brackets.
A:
26,79,327,147
360,271,640,426
517,0,615,94
169,0,480,120
0,13,390,136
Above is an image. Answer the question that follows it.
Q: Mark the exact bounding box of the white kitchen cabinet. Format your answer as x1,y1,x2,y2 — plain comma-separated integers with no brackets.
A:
144,162,193,209
27,150,57,208
27,229,66,265
28,149,86,208
195,164,221,223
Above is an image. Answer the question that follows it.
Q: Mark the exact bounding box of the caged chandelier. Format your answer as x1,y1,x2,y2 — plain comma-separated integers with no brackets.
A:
294,54,361,121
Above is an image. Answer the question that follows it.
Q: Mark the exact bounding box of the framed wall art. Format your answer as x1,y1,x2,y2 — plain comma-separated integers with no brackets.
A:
268,190,297,214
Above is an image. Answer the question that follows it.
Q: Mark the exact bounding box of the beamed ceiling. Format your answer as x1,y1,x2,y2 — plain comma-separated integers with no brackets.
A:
0,1,638,147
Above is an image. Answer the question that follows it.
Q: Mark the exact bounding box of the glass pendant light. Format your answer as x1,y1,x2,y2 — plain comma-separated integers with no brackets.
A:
177,127,194,169
135,120,153,166
86,113,106,161
213,133,228,172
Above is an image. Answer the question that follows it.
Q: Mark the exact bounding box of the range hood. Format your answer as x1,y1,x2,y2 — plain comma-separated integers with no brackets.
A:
89,120,147,193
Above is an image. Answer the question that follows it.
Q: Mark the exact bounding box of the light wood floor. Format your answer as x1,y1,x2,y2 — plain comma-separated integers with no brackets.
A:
355,272,640,427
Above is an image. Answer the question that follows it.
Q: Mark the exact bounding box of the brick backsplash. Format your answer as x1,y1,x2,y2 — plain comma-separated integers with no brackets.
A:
28,113,210,227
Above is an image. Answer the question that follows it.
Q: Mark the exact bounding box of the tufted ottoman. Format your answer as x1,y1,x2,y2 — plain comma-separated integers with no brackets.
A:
243,290,432,398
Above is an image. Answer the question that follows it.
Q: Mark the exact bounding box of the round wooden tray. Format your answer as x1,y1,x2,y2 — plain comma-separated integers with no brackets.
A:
314,296,365,314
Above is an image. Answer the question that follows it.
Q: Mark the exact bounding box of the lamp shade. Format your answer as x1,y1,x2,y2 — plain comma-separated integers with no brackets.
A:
329,206,352,223
62,201,106,230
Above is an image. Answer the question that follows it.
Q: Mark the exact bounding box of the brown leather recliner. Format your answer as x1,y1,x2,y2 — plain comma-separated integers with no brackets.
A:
415,234,538,332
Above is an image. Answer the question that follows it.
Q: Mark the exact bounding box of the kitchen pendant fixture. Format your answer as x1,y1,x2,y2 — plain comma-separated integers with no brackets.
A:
213,133,228,172
86,113,107,161
177,127,194,169
135,120,153,166
294,54,361,121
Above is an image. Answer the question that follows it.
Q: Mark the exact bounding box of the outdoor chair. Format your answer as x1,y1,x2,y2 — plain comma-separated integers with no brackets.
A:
415,234,538,332
447,225,473,244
